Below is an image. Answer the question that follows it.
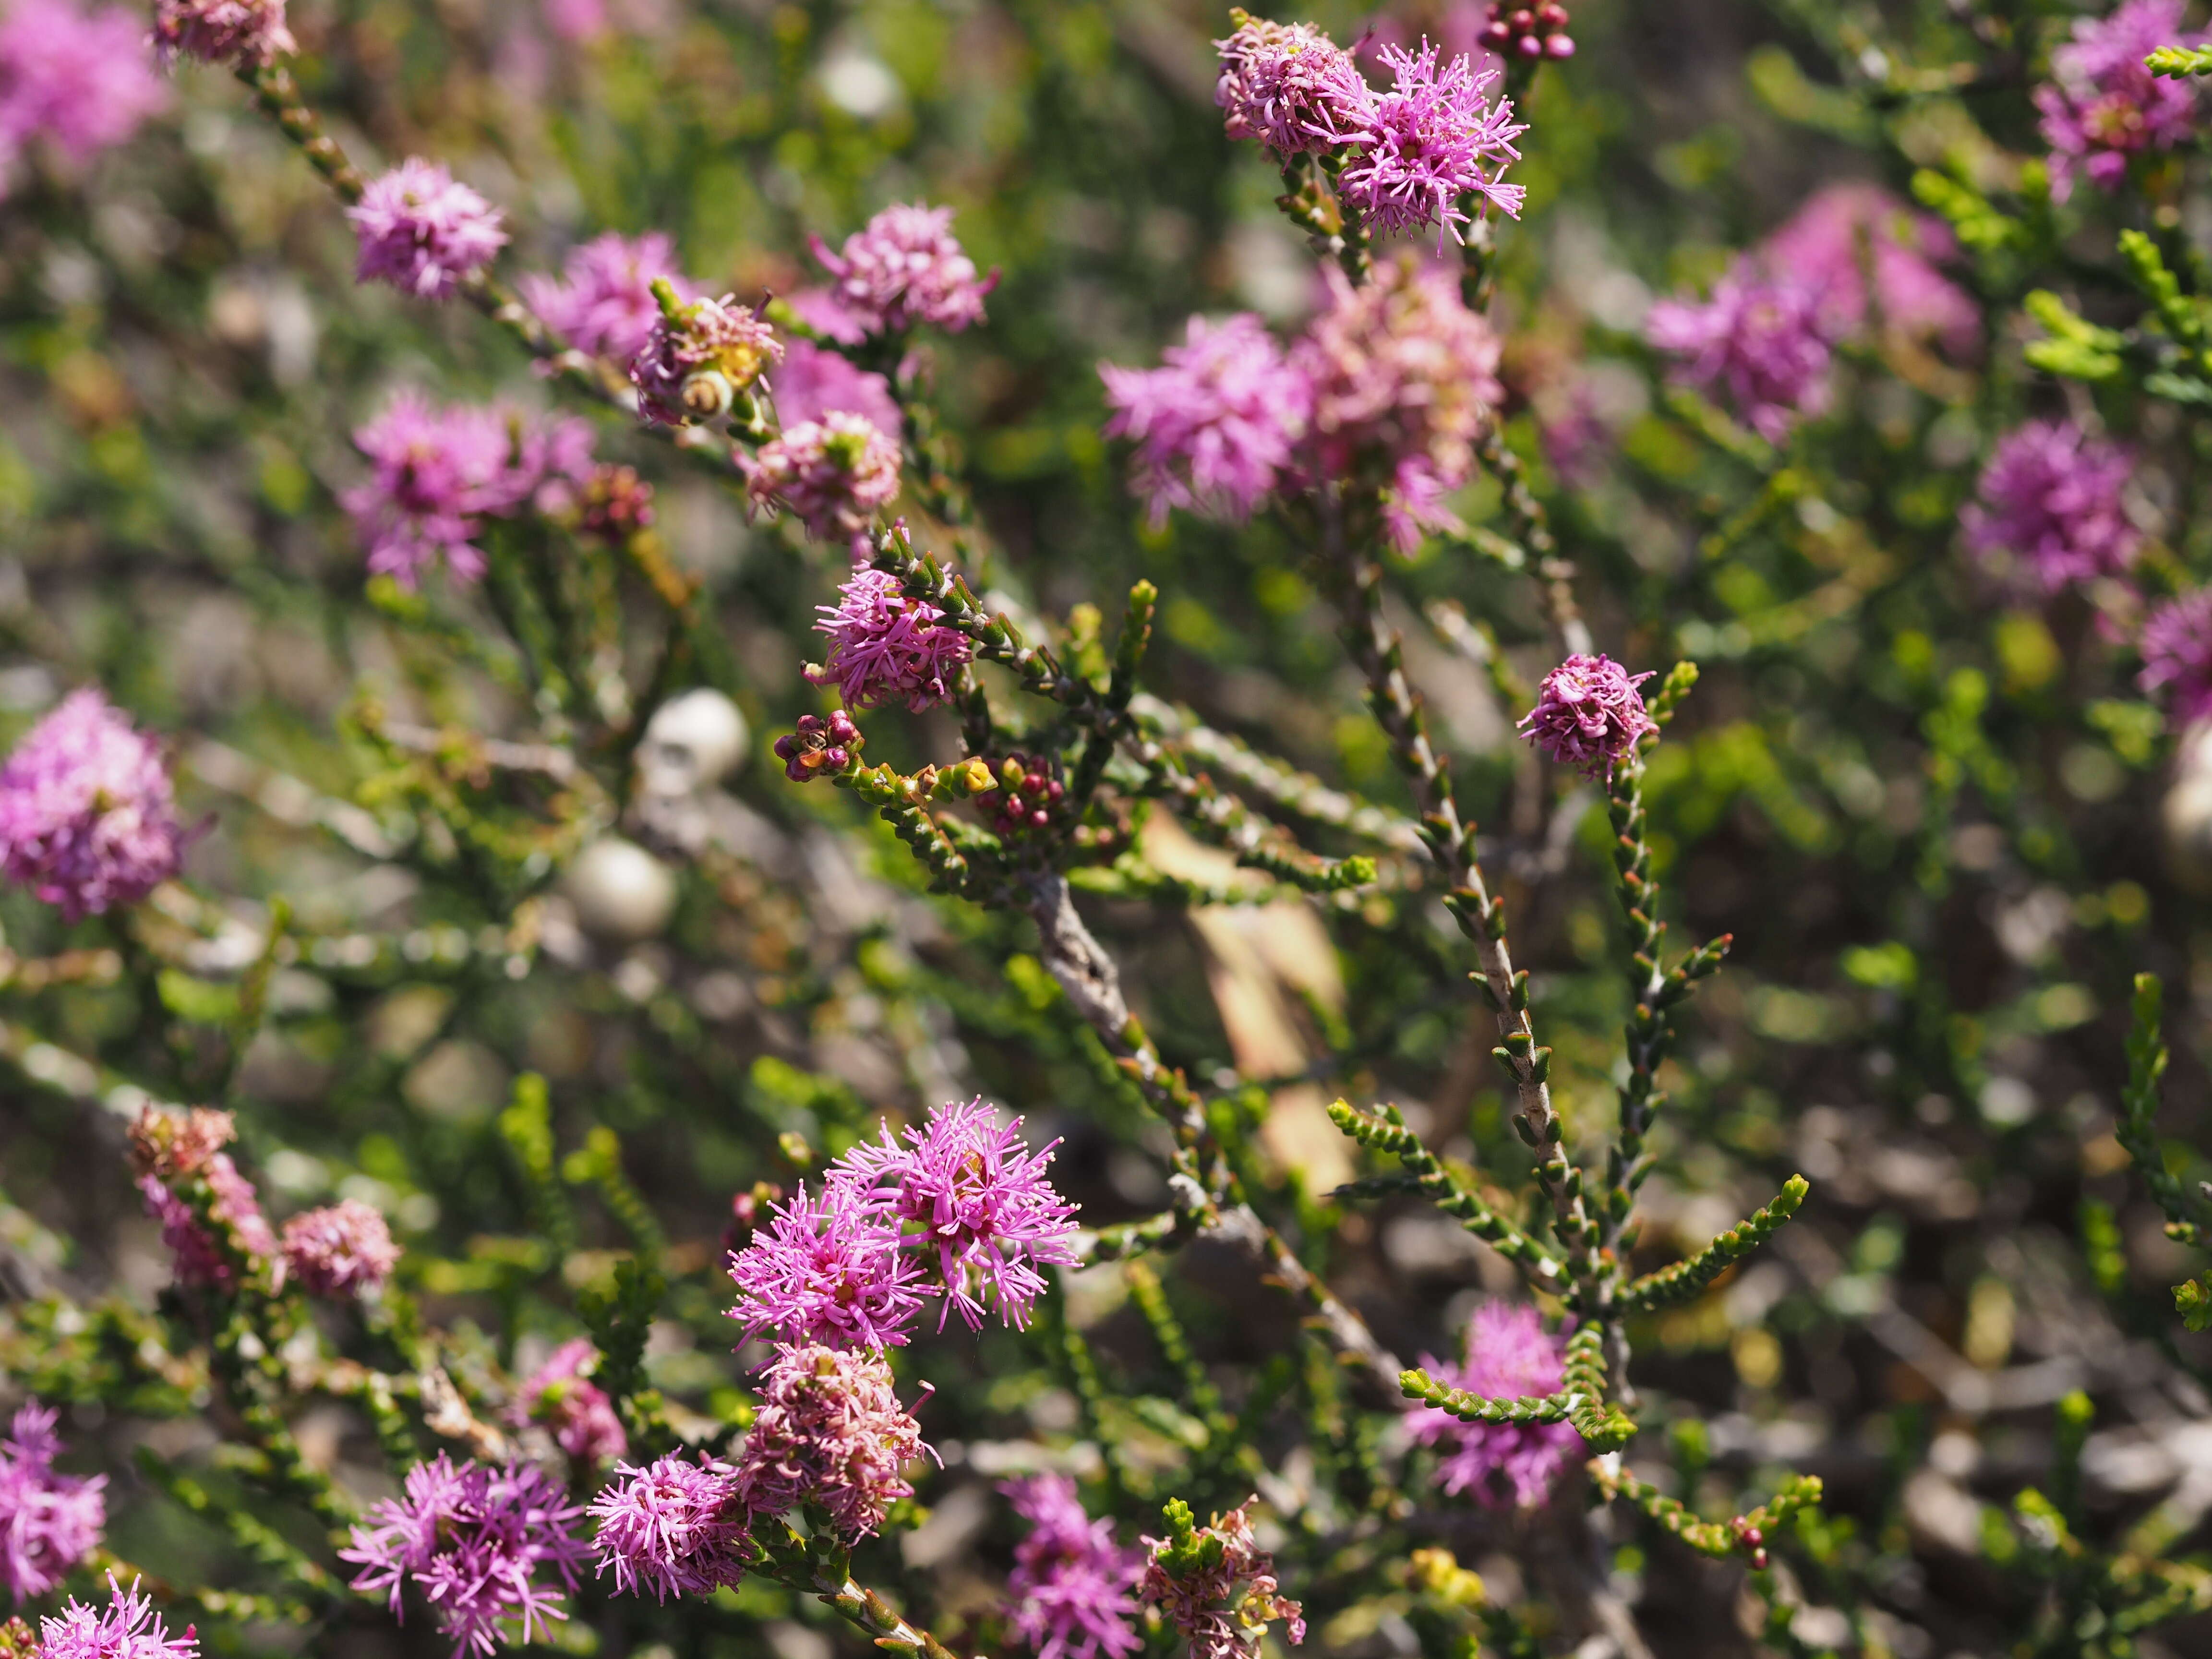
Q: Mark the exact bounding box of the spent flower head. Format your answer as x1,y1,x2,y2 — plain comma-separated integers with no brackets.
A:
0,1403,106,1605
339,1455,589,1659
808,204,997,336
1211,12,1372,155
1403,1302,1582,1508
588,1453,746,1603
1003,1474,1145,1659
731,1342,934,1543
1335,40,1527,247
127,1105,235,1185
0,689,187,921
1100,313,1311,529
1140,1500,1304,1659
1517,654,1657,778
630,283,782,426
1962,419,2140,595
348,159,508,301
836,1098,1081,1332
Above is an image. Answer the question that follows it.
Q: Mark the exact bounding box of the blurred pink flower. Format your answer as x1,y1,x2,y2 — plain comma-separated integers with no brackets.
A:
348,159,508,301
0,0,167,185
1962,419,2139,595
1403,1302,1581,1507
2036,0,2204,200
809,203,997,336
0,690,185,920
0,1403,106,1604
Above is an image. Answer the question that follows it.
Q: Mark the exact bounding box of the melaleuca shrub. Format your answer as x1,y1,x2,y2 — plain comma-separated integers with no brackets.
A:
6,1,2212,1657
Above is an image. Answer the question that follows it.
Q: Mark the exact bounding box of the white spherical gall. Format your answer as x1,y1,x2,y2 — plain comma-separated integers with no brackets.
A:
2165,720,2212,893
562,837,679,941
637,688,749,797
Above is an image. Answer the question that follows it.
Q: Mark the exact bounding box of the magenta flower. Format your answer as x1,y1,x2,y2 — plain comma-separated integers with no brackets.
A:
1293,258,1503,552
1403,1302,1581,1507
731,1342,934,1543
1962,419,2139,595
726,1180,928,1350
35,1576,194,1659
1212,13,1373,155
746,412,903,545
1100,313,1312,529
588,1453,746,1602
1336,40,1527,247
0,689,186,921
147,0,292,66
0,1403,106,1604
340,1455,589,1659
630,287,782,426
805,566,974,714
511,1339,628,1467
1762,184,1976,356
0,0,166,186
837,1098,1080,1333
342,393,594,588
280,1199,399,1297
808,204,997,336
518,232,695,363
1003,1474,1144,1659
773,338,902,437
2036,0,2205,201
347,159,508,301
1516,654,1656,779
139,1150,279,1290
1646,259,1832,444
1140,1503,1304,1659
772,710,863,783
2140,589,2212,728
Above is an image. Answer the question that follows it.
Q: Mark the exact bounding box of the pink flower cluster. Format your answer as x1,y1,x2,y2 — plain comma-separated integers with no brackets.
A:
1403,1302,1581,1508
1100,257,1501,551
510,1339,628,1467
340,1455,589,1659
343,392,595,588
1140,1503,1304,1659
1647,184,1973,443
0,690,187,922
587,1453,748,1603
1100,315,1312,529
806,566,974,713
148,0,293,66
746,411,903,546
809,203,997,336
2036,0,2204,201
0,1403,106,1603
772,710,862,782
279,1198,399,1296
348,160,508,301
127,1106,289,1294
0,0,167,193
1962,419,2139,596
1214,15,1525,247
2140,590,2212,728
587,1344,933,1592
1003,1474,1145,1659
519,231,695,363
31,1576,195,1659
727,1097,1079,1348
1516,654,1657,779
